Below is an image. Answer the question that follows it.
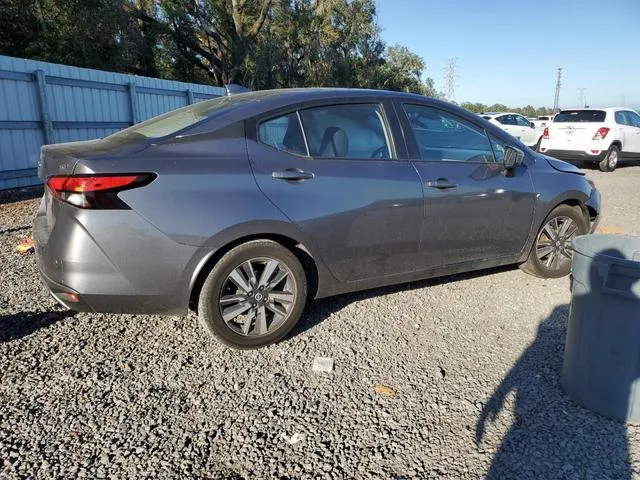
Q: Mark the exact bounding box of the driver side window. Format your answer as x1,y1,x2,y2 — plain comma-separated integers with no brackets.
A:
403,104,495,163
299,103,392,159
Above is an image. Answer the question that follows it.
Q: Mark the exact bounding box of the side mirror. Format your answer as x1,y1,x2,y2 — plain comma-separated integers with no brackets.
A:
530,121,536,128
504,146,524,170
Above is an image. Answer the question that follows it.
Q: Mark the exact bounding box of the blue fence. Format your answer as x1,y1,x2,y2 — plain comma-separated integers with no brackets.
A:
0,55,225,190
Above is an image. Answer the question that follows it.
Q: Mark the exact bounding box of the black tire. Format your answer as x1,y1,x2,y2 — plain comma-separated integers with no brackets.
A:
520,204,588,279
198,240,307,349
599,144,620,172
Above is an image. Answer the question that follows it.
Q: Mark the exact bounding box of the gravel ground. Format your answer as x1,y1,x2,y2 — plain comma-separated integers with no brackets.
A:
2,164,640,479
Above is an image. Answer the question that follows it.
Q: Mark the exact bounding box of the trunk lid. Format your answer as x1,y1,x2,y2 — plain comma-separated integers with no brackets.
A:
38,137,145,180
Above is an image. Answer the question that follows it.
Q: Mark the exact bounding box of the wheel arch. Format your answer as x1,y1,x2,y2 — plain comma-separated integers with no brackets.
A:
188,229,324,313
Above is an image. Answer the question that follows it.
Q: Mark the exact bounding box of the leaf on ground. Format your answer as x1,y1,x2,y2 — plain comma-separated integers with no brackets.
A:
374,384,395,397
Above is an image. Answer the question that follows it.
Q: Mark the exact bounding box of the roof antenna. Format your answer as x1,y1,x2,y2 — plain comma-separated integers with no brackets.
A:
225,84,251,96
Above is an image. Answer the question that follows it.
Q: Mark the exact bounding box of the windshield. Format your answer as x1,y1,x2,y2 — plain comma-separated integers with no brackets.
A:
106,94,252,140
554,110,606,123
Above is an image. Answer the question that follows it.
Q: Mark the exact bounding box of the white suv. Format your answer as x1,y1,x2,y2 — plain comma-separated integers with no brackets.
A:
539,108,640,172
481,112,543,150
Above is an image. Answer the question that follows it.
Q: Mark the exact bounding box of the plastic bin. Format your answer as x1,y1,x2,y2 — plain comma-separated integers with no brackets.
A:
561,234,640,422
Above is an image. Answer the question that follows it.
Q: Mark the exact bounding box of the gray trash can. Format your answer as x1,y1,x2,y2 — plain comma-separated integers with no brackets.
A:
562,234,640,422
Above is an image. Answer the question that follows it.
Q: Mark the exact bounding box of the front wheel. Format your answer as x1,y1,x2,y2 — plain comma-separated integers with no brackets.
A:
520,205,588,278
599,145,620,172
198,240,307,349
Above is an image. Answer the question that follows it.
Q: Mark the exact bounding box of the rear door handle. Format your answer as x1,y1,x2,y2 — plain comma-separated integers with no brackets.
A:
272,168,315,181
426,178,458,190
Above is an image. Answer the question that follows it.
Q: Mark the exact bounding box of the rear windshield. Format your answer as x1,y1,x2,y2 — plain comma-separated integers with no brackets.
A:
554,110,606,123
106,95,252,140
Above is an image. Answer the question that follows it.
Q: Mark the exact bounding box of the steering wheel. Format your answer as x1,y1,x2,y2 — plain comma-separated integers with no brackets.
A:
371,146,388,159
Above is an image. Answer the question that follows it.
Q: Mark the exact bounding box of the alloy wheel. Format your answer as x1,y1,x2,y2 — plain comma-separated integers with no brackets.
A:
608,149,618,169
218,257,297,337
536,216,579,271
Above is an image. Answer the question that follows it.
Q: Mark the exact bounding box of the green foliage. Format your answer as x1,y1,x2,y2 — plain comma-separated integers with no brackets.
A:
461,101,553,116
0,0,439,94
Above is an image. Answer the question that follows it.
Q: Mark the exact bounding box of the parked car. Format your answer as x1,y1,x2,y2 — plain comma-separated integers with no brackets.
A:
481,112,543,150
34,88,601,348
539,108,640,172
531,115,556,129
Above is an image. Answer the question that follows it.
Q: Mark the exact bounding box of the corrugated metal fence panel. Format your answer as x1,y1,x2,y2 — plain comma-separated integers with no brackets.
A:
0,55,225,190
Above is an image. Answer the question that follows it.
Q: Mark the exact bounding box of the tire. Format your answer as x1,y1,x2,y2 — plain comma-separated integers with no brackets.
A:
520,204,588,279
198,239,307,349
599,144,620,172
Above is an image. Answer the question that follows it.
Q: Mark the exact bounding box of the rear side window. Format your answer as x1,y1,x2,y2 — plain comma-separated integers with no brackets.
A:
403,104,494,163
614,111,629,125
299,104,391,159
554,110,606,122
258,113,308,156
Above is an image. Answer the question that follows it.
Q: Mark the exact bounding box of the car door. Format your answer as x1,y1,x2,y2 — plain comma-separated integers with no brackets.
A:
514,114,538,146
624,111,640,156
246,100,424,283
397,102,537,269
496,114,519,138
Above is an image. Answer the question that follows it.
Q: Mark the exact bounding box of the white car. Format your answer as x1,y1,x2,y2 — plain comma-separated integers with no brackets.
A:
531,115,556,129
539,108,640,172
481,112,543,150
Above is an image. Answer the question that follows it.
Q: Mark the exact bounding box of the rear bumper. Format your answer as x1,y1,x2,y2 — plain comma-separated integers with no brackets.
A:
541,149,607,162
34,194,198,315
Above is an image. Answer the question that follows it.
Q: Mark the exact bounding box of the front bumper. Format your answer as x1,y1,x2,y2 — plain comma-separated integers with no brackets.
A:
541,149,607,162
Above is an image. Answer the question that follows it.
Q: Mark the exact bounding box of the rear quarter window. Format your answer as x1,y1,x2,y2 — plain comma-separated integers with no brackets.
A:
554,110,606,122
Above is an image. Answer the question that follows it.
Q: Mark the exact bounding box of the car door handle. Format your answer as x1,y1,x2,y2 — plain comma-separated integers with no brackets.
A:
272,168,315,181
426,178,458,190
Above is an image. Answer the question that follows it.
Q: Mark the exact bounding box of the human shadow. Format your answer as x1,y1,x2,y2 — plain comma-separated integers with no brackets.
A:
293,264,517,337
477,246,635,479
0,310,75,342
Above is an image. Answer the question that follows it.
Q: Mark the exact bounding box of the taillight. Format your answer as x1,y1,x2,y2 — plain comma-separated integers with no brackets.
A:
593,127,609,140
542,127,549,139
46,174,155,209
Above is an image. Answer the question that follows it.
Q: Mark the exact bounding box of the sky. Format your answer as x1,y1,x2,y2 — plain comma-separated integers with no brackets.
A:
377,0,640,108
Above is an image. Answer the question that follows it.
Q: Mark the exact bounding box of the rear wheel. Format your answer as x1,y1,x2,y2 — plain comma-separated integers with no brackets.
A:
599,144,620,172
198,240,307,349
521,205,588,278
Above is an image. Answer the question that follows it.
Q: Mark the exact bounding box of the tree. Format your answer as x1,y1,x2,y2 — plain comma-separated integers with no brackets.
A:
461,102,488,113
378,44,433,95
127,0,273,85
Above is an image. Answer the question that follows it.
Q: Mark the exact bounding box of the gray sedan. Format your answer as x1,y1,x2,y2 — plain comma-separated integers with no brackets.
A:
34,88,601,348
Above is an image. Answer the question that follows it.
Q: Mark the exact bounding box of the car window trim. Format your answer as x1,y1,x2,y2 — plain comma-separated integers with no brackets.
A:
398,102,498,164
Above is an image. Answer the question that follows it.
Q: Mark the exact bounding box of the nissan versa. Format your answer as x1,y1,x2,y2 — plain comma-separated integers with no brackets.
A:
34,88,601,348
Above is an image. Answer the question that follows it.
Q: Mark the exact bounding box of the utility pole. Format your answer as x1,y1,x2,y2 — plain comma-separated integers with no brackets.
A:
577,88,587,107
553,67,562,113
444,57,459,103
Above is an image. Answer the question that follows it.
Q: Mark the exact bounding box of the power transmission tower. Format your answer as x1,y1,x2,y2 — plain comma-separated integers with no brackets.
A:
577,88,587,107
552,67,562,112
444,58,459,102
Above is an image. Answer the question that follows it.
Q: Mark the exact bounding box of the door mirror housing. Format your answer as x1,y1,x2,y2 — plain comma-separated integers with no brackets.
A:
504,146,525,170
530,121,536,128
